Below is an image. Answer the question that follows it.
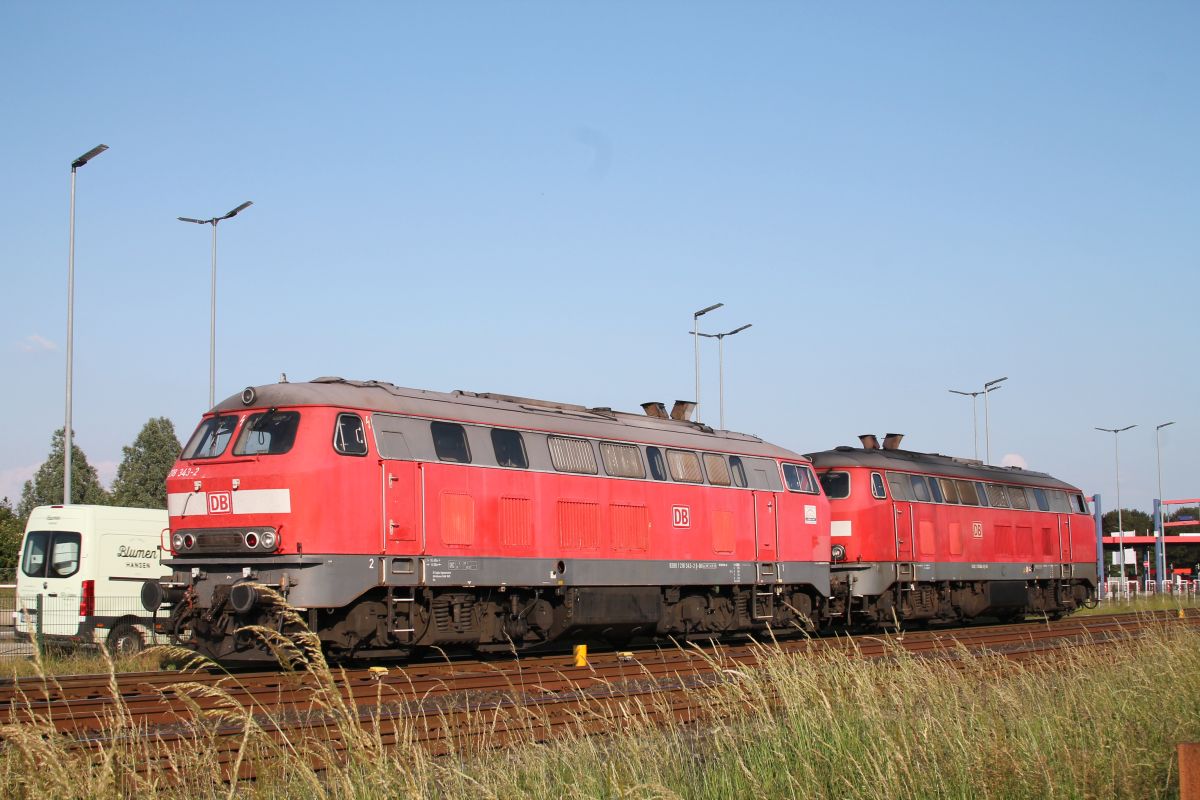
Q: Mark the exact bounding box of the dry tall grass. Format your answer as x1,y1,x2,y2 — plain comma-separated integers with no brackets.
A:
0,614,1195,799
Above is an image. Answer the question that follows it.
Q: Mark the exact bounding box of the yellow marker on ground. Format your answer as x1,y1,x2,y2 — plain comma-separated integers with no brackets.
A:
573,644,588,667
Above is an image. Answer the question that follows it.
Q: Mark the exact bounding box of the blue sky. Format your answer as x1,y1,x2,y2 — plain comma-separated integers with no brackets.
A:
1,3,1196,521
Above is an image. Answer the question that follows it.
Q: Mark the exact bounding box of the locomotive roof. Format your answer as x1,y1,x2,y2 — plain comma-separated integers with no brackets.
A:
213,377,809,462
804,446,1082,492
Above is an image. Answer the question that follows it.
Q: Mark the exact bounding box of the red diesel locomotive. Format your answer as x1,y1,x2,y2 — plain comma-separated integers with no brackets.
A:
142,377,831,663
807,434,1098,626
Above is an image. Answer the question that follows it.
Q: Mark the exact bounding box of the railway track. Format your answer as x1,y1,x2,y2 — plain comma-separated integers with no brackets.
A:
1,609,1194,782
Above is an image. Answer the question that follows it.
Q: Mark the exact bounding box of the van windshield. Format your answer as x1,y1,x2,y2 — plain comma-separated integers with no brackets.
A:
22,531,82,579
182,415,240,459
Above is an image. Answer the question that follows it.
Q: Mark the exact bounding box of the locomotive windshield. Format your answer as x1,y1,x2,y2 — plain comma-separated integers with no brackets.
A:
818,471,850,499
234,411,301,455
182,415,239,459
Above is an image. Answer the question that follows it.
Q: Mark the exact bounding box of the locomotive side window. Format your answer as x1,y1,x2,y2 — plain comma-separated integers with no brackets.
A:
927,476,944,503
646,447,668,481
870,472,887,499
666,450,704,483
333,413,368,456
548,436,598,474
1073,494,1089,514
234,411,301,456
1032,488,1050,512
491,428,528,469
908,475,932,503
729,456,749,488
1048,490,1070,513
956,480,980,506
819,471,850,499
974,482,990,506
1008,486,1030,510
886,472,913,501
985,484,1010,508
938,478,959,504
431,422,471,463
702,454,732,486
600,442,645,479
782,463,820,494
182,414,239,459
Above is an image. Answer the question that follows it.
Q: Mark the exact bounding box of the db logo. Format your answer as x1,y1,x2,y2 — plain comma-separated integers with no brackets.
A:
208,491,232,514
972,521,984,539
672,505,690,528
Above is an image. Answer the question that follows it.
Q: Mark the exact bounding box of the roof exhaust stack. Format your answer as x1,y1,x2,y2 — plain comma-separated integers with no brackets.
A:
883,433,904,451
858,434,880,450
669,400,697,422
641,402,669,419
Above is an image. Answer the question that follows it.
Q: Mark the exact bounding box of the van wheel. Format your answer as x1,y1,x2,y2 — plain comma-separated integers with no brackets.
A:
107,624,145,657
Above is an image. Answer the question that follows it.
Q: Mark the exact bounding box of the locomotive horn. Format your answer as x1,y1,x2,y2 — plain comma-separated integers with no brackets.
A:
858,434,880,450
883,433,904,450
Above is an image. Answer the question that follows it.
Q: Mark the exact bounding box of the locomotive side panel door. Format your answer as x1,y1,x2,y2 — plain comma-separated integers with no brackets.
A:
752,491,779,563
374,414,423,556
1059,514,1073,565
886,472,916,562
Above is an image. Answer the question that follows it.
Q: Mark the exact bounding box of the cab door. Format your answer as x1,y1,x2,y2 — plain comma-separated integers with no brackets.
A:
886,472,916,562
753,491,779,562
382,461,421,555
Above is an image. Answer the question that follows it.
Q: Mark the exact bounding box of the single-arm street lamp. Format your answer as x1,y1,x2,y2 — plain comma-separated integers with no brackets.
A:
64,144,108,505
1096,424,1137,580
179,201,253,409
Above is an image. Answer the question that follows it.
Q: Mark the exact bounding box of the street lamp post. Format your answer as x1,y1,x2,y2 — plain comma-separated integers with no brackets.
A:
1155,421,1176,588
64,144,108,505
691,303,722,423
1095,424,1137,581
697,323,751,429
179,201,253,409
982,376,1007,464
948,389,983,460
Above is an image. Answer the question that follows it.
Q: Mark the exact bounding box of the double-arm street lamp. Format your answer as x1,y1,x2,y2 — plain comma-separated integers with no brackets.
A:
982,376,1007,465
692,303,723,424
698,323,752,430
178,201,253,409
64,144,108,505
1095,424,1137,578
948,388,984,460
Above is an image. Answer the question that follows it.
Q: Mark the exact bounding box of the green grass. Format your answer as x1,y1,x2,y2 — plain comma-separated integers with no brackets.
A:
0,611,1197,799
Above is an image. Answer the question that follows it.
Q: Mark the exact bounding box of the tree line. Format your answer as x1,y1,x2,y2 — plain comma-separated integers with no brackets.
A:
0,418,181,570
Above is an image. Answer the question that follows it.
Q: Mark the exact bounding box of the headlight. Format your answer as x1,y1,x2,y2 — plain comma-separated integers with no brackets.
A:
259,530,278,551
171,533,185,551
831,544,847,562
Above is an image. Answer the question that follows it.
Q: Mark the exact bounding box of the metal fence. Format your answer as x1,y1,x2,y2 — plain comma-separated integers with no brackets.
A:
0,592,165,660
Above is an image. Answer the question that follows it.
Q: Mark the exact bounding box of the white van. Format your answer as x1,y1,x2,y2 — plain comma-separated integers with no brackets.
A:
16,505,171,655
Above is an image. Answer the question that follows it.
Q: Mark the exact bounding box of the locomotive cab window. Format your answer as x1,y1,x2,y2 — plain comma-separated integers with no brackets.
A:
1073,494,1089,514
234,411,300,456
600,442,644,478
783,463,819,494
182,414,239,459
819,471,850,499
431,422,471,463
646,447,668,481
333,413,368,456
729,456,749,488
871,472,887,499
491,428,528,469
